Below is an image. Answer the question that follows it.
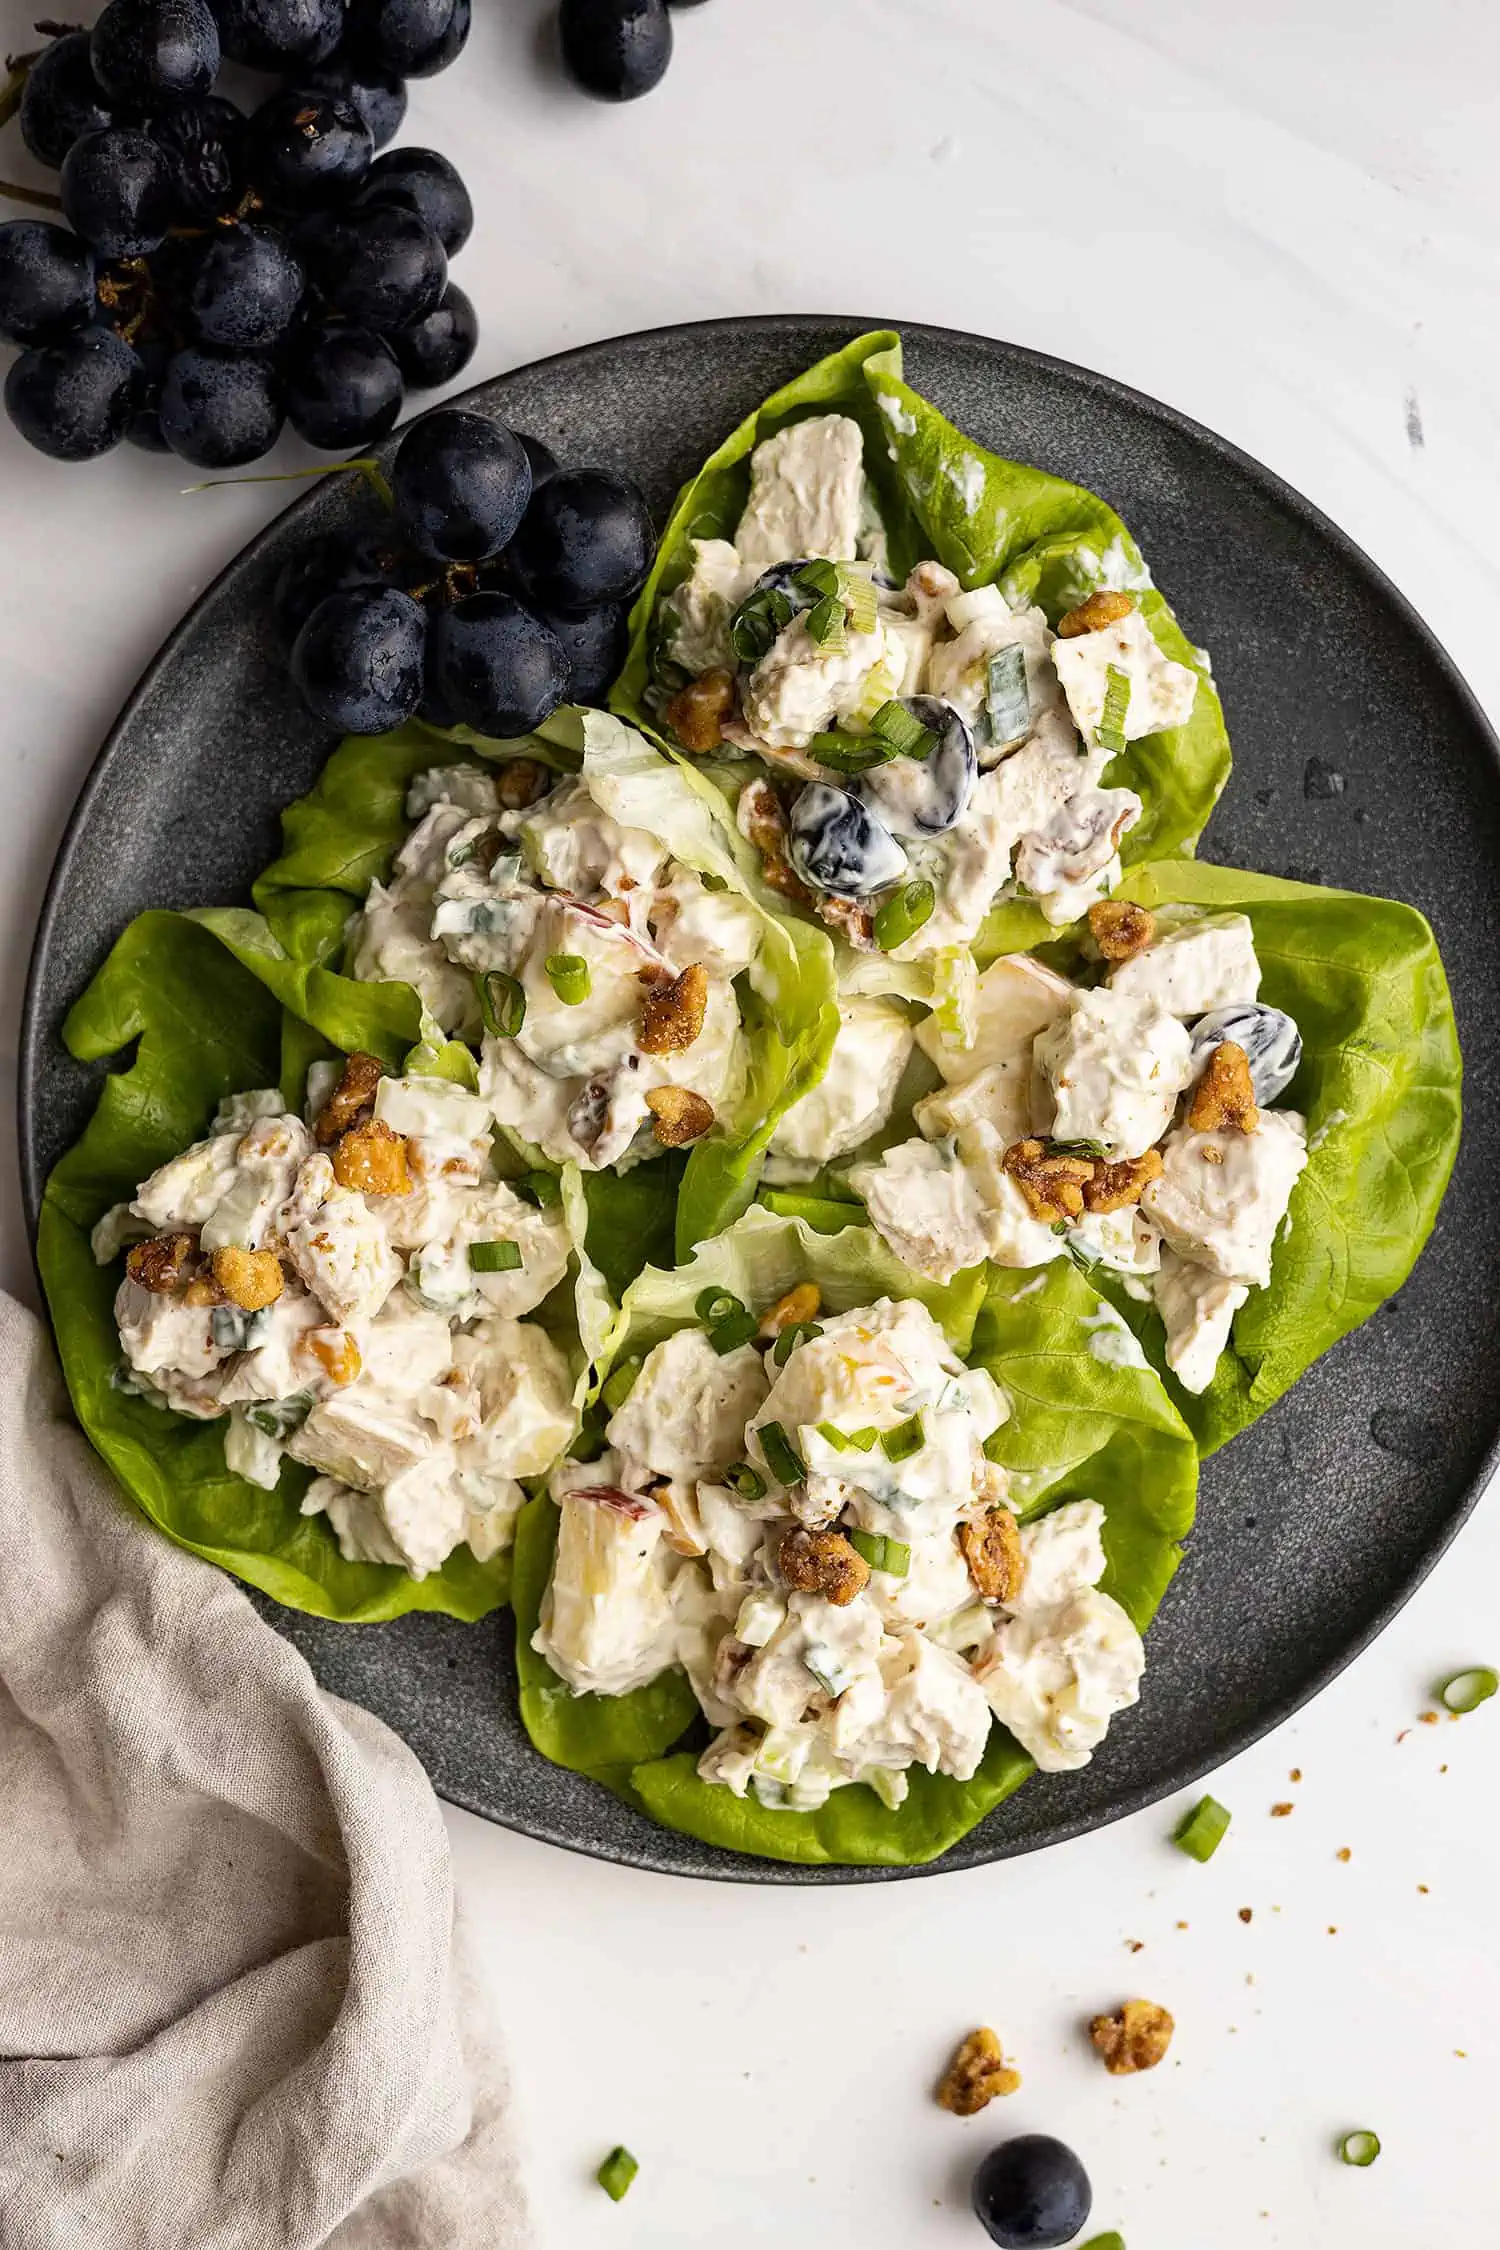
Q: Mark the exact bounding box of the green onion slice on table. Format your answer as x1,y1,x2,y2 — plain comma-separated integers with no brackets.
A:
596,2146,639,2200
1173,1795,1231,1862
1439,1666,1497,1713
1338,2130,1380,2168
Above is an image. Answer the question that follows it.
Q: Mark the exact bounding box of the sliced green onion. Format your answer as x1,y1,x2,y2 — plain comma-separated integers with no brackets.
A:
730,585,794,664
596,2146,639,2201
725,1460,766,1501
815,1421,854,1452
468,1238,522,1274
817,1421,879,1452
1052,1137,1110,1160
758,1420,805,1486
1439,1666,1497,1714
709,1309,759,1354
804,593,847,651
986,644,1031,748
848,1527,911,1577
880,1412,925,1463
696,1287,746,1324
1096,663,1132,753
600,1356,642,1413
1338,2131,1380,2168
874,878,936,951
794,559,840,601
771,1320,822,1368
868,699,935,760
519,1168,562,1208
476,970,525,1039
1081,2236,1126,2250
1173,1795,1231,1862
545,952,591,1006
807,731,897,774
836,562,878,634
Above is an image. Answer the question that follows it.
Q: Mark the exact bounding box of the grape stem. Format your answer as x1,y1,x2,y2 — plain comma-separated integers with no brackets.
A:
0,178,63,210
183,459,397,512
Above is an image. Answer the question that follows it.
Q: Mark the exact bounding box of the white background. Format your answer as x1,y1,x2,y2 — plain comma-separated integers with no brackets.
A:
2,2,1498,2243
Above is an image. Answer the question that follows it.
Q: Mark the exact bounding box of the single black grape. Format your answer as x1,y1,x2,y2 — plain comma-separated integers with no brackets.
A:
0,222,97,348
972,2137,1092,2250
391,409,532,562
18,33,113,170
90,0,221,106
158,346,285,466
5,327,142,460
534,600,627,705
509,467,654,612
250,88,374,208
285,322,404,448
360,146,472,254
273,529,407,652
317,202,446,332
213,0,345,68
517,431,559,485
298,48,408,148
428,592,569,736
560,0,672,100
185,222,305,349
149,94,248,222
61,128,175,259
292,585,427,731
347,0,471,78
390,279,476,389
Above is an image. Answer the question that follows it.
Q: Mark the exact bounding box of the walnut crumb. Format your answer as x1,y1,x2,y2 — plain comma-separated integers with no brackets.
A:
210,1246,284,1312
1057,587,1135,639
314,1050,385,1145
332,1119,411,1197
1003,1137,1095,1222
1336,1847,1352,1863
936,2027,1021,2115
665,667,737,753
1239,1908,1253,1924
1126,1940,1145,1954
738,776,811,905
1189,1041,1259,1134
1082,1148,1162,1214
958,1508,1025,1604
126,1232,198,1294
777,1526,869,1607
494,757,548,810
1289,1768,1302,1782
815,894,876,949
1419,1709,1441,1725
638,963,710,1054
1088,897,1156,962
644,1086,714,1146
1089,1999,1174,2075
182,1276,222,1308
1271,1802,1294,1818
758,1282,821,1340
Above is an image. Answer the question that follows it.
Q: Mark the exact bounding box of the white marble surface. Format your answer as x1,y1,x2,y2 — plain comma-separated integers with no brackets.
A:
3,2,1498,2243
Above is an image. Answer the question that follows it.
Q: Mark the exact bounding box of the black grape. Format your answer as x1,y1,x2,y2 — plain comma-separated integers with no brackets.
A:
317,203,446,331
61,128,175,259
158,347,285,466
360,146,472,254
560,0,672,101
284,322,404,448
347,0,471,78
0,222,97,348
273,529,407,652
533,600,628,705
508,468,654,611
391,409,532,562
298,49,408,148
185,223,305,349
250,89,374,209
5,328,142,460
390,280,476,389
291,585,427,731
427,592,569,735
149,94,248,222
90,0,221,106
214,0,345,69
18,33,113,170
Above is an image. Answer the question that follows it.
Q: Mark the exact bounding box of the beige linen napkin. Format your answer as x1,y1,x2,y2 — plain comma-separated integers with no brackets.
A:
0,1296,532,2250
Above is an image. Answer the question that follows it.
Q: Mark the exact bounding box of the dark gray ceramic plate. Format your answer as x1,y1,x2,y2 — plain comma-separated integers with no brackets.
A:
20,317,1500,1882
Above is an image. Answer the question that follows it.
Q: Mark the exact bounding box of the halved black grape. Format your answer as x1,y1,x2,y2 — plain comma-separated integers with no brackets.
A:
534,601,627,706
390,279,476,389
0,222,96,348
149,94,248,222
214,0,344,68
90,0,221,106
560,0,672,100
5,327,142,460
318,203,446,332
18,33,113,170
250,89,374,209
360,146,472,254
61,128,175,259
273,529,407,652
185,222,305,349
285,322,404,448
347,0,471,78
298,48,408,148
292,585,427,731
508,468,654,612
392,408,531,562
159,347,285,466
427,592,568,735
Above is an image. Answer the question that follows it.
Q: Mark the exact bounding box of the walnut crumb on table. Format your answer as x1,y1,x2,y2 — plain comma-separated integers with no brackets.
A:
1089,2000,1175,2075
936,2028,1021,2114
1336,1847,1352,1862
1239,1908,1253,1924
1271,1801,1294,1817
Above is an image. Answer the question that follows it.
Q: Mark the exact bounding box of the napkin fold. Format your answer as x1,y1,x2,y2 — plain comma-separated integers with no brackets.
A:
0,1296,531,2250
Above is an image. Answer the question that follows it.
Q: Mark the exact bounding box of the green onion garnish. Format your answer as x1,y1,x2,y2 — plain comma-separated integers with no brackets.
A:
1081,2236,1126,2250
868,699,935,760
817,1422,879,1452
596,2146,639,2201
1173,1795,1231,1862
1096,663,1132,752
1439,1666,1497,1714
848,1527,911,1577
696,1287,746,1324
725,1460,766,1501
600,1356,642,1413
879,1412,924,1463
545,953,590,1006
837,563,878,634
520,1168,562,1208
873,878,936,951
758,1420,805,1486
1338,2131,1380,2168
807,731,897,774
730,585,794,664
985,644,1031,748
468,1238,522,1274
771,1320,822,1368
708,1308,759,1354
804,593,847,651
476,969,525,1039
794,559,840,601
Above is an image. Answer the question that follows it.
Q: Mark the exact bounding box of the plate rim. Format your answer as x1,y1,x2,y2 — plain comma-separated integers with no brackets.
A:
18,310,1498,1881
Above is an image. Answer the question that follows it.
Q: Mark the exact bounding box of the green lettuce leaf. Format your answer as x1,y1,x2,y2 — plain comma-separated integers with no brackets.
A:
511,1210,1197,1867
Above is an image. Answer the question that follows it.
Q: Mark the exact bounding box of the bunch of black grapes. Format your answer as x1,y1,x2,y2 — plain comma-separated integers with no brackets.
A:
0,0,477,466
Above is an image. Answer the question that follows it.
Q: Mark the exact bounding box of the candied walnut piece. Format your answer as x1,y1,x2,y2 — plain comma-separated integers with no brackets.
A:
778,1525,870,1607
314,1050,385,1146
959,1509,1026,1605
665,667,737,753
183,1276,223,1308
126,1232,198,1294
1089,1998,1175,2076
210,1246,285,1312
738,776,811,905
1002,1138,1096,1223
494,757,548,809
1088,897,1156,963
638,962,710,1055
1082,1147,1164,1216
816,895,875,949
1189,1040,1259,1135
307,1328,362,1388
759,1281,822,1340
645,1086,714,1147
1057,587,1135,639
936,2027,1022,2115
332,1119,412,1196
